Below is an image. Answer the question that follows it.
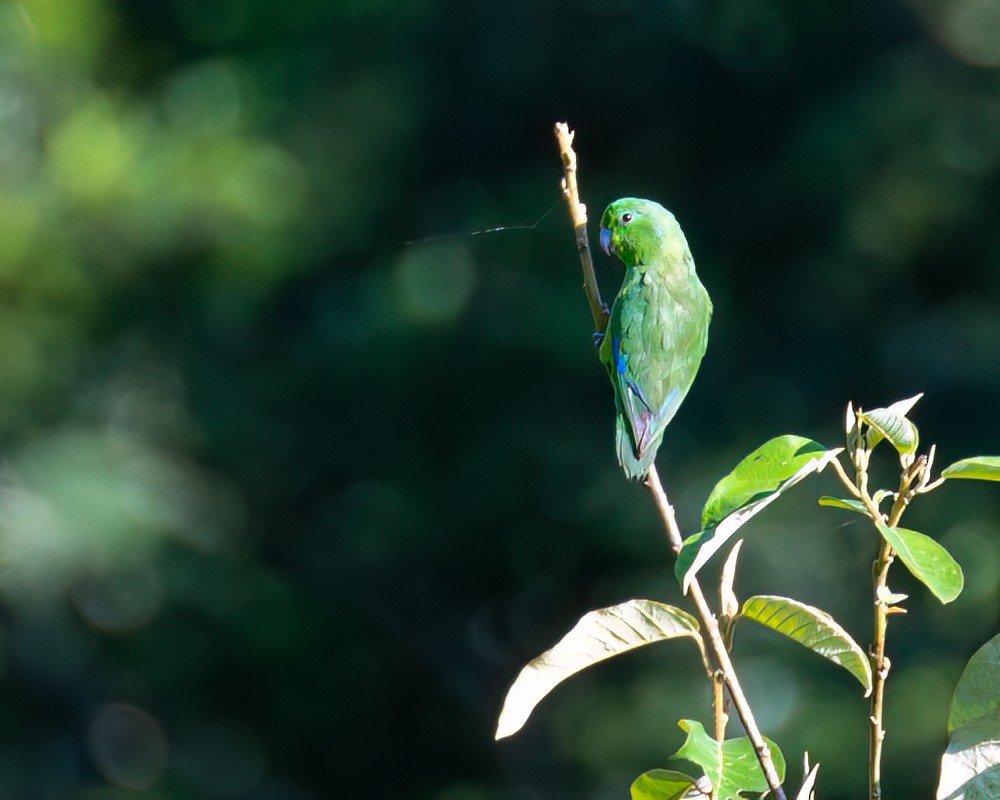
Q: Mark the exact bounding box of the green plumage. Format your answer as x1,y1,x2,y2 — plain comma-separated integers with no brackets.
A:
597,198,712,480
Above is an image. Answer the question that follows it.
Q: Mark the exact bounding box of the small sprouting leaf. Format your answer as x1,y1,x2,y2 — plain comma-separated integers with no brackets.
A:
937,635,1000,798
874,520,964,604
740,595,872,695
818,496,867,515
862,407,919,455
876,585,908,606
861,394,923,453
719,540,744,620
797,759,819,800
941,457,1000,482
887,393,924,416
630,769,699,800
872,488,893,505
676,436,840,593
673,719,786,800
495,600,701,739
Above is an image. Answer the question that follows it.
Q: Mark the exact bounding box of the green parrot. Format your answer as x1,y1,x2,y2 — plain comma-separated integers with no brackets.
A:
597,198,712,480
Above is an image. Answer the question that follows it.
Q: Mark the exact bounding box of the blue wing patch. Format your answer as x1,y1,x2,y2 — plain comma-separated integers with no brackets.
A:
613,337,627,375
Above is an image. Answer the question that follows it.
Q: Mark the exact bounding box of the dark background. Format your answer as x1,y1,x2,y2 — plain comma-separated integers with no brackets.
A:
1,0,999,797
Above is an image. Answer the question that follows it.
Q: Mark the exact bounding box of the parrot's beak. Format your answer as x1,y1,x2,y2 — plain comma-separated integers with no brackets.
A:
599,226,613,256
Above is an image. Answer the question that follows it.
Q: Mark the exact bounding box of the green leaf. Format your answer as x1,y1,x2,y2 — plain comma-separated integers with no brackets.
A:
818,496,867,515
941,457,1000,482
673,719,786,800
495,600,701,739
938,635,1000,799
630,769,699,800
701,436,834,528
947,634,1000,735
875,520,964,604
740,595,872,695
862,407,919,455
676,436,841,593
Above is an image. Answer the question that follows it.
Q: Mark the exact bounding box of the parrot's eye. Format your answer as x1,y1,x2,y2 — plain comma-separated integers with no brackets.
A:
621,212,633,224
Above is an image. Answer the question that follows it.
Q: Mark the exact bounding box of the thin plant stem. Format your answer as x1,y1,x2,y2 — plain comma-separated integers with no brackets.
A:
554,123,609,333
834,444,924,800
869,537,893,800
646,467,787,800
868,464,918,800
713,674,728,743
554,122,786,800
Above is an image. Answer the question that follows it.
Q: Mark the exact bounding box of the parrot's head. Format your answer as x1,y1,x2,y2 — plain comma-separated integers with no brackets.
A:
599,197,676,265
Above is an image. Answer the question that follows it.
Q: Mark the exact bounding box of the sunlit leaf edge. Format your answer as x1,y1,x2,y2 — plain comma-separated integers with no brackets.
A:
495,599,701,739
677,440,840,594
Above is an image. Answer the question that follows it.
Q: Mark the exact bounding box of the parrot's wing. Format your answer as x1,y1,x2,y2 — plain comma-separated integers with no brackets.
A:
613,290,710,460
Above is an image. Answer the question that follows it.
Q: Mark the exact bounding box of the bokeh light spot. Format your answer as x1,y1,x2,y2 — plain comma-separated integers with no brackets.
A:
937,0,1000,66
49,100,136,204
164,59,246,136
87,702,168,790
394,242,475,324
71,563,162,633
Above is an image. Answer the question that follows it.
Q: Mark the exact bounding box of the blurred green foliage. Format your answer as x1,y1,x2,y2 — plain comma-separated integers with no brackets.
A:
0,0,998,797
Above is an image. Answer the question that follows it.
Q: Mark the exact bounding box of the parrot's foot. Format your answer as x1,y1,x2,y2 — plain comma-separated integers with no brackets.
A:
592,330,605,347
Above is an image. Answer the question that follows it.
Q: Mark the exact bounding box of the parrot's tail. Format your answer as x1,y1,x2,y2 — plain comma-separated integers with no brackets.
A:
615,415,660,480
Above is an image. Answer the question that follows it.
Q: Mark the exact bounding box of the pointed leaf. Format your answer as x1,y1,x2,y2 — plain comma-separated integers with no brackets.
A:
862,407,919,455
677,437,841,593
796,762,819,800
673,719,786,800
630,769,699,800
874,520,964,604
876,585,908,605
795,753,819,800
720,540,744,620
942,457,1000,483
889,393,925,414
740,595,872,695
947,634,1000,735
495,600,701,739
818,496,867,515
860,394,922,455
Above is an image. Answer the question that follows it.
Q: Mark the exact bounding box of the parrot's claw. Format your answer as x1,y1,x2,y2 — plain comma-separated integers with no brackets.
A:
592,330,606,348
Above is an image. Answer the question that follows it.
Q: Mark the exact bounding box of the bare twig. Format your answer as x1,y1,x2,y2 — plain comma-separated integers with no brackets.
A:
554,123,609,332
554,122,786,800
